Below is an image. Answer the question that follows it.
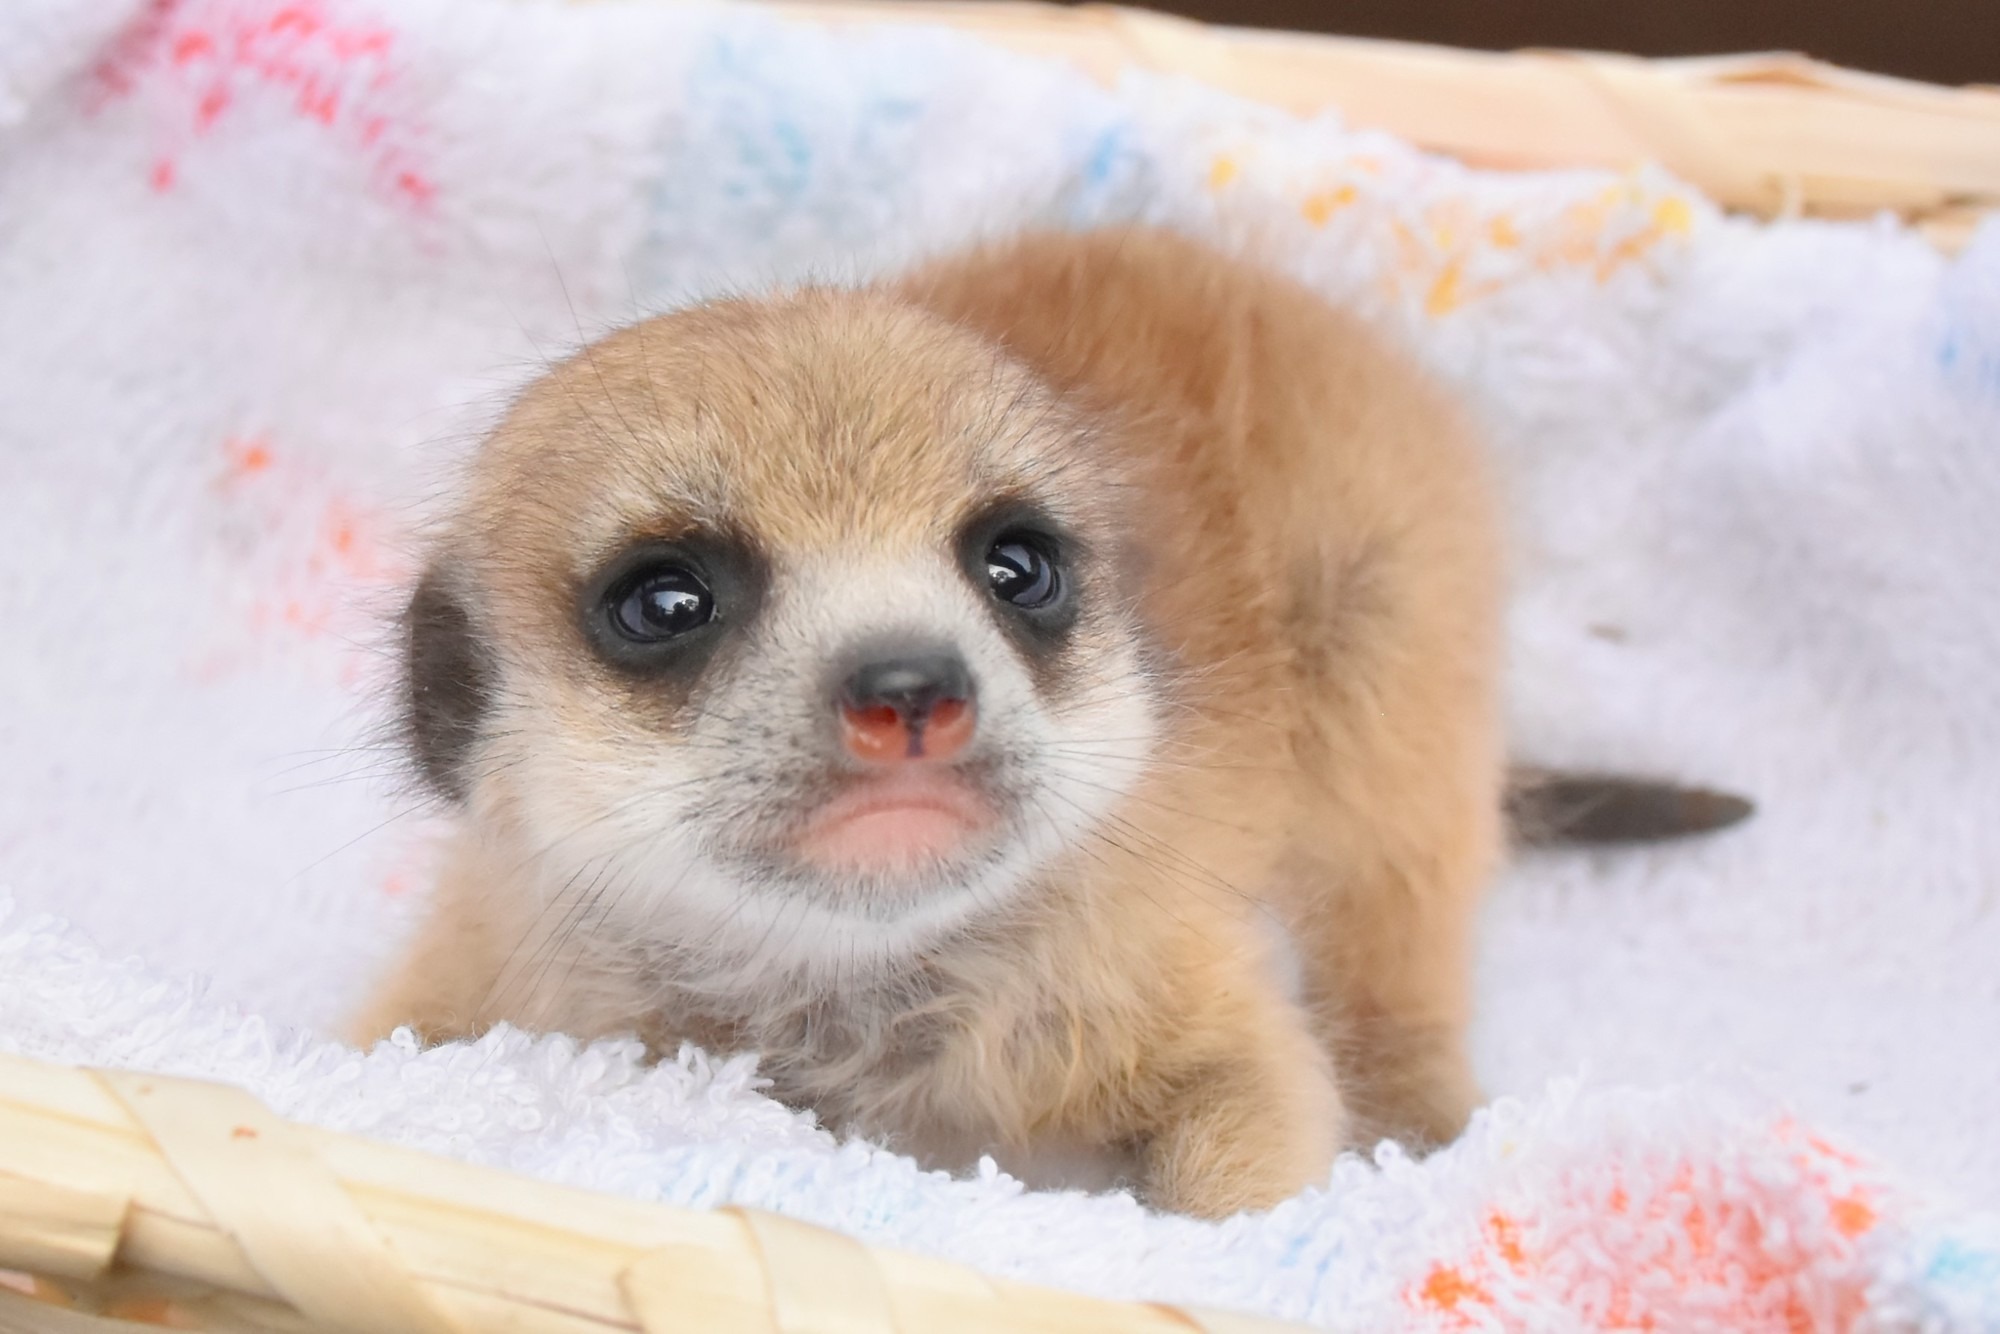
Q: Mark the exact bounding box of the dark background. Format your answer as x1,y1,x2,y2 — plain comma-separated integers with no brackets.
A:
1074,1,2000,86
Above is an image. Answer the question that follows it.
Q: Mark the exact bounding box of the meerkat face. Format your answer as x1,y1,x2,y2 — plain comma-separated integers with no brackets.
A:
405,293,1160,979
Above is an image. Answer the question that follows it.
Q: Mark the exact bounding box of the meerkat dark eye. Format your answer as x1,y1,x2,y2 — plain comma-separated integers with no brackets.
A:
608,564,715,642
582,538,760,676
985,532,1063,610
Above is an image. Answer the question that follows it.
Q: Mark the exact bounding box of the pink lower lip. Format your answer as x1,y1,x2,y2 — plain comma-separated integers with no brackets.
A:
797,778,991,874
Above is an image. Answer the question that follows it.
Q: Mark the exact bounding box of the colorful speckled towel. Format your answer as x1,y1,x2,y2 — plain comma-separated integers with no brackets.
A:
2,0,1998,1328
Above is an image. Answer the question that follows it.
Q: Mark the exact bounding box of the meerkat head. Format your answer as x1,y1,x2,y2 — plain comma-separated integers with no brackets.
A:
403,291,1160,981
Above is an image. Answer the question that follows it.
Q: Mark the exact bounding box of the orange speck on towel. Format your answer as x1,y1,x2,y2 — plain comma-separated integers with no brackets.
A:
1425,260,1464,316
1653,196,1693,235
1419,1264,1490,1313
1486,1212,1527,1269
224,437,274,478
1301,184,1356,226
1831,1196,1876,1237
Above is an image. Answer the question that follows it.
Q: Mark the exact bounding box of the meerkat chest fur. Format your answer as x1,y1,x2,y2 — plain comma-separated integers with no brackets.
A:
649,905,1115,1146
359,227,1506,1218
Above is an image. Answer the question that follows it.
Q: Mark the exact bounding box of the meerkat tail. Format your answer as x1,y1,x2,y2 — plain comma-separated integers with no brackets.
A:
1504,768,1755,845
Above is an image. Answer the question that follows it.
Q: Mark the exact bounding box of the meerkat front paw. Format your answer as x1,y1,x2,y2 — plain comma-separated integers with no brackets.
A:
1142,1040,1346,1218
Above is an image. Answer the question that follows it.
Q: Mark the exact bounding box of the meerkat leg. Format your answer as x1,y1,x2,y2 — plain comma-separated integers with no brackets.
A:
348,920,483,1046
1139,987,1345,1218
1285,809,1494,1152
1331,865,1484,1150
346,832,530,1047
1280,506,1504,1151
1283,624,1500,1147
346,894,512,1047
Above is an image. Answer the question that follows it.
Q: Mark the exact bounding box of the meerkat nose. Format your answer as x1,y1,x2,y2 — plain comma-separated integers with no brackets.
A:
837,649,977,764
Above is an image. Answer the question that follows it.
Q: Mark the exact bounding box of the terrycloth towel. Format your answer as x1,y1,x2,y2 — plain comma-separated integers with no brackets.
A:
2,0,1998,1326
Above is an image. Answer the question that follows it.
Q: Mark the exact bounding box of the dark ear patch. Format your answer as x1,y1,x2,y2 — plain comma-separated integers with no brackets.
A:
403,562,492,803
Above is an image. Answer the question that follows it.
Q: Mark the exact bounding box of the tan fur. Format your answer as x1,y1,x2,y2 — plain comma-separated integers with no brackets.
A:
354,228,1504,1218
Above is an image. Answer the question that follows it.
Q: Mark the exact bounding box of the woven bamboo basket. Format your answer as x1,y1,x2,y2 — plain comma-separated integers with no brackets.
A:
775,0,2000,249
3,3,1997,1332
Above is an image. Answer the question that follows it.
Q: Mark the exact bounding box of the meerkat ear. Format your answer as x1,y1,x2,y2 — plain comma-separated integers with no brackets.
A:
402,560,492,804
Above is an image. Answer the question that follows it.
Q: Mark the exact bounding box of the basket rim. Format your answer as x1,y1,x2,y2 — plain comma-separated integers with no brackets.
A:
766,0,2000,249
0,1050,1308,1333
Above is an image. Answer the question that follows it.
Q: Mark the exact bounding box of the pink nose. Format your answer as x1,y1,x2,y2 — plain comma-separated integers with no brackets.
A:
836,652,977,764
840,696,976,764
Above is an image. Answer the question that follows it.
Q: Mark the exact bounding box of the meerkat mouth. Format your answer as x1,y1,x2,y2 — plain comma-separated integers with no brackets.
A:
794,771,995,876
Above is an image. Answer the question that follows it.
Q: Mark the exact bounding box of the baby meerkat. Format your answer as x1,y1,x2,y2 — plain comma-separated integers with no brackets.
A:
354,227,1745,1217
